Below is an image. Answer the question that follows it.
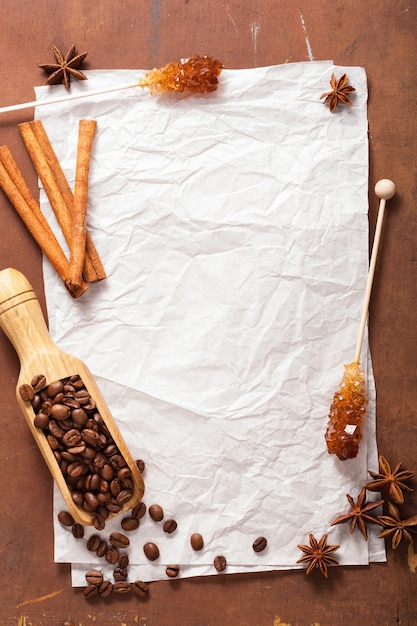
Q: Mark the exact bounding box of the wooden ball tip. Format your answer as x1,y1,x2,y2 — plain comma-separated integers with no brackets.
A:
375,179,396,200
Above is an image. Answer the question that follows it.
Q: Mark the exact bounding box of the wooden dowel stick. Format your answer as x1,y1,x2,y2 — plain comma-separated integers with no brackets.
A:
353,179,396,363
0,83,139,115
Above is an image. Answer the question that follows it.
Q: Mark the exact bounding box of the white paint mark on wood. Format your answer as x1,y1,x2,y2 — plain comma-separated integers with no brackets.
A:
299,11,315,61
250,19,261,63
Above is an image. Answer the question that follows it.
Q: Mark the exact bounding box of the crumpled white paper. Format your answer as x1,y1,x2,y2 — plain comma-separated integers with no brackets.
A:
35,61,386,585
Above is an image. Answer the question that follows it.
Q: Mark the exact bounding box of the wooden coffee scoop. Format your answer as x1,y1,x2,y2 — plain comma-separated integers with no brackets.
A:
0,267,144,525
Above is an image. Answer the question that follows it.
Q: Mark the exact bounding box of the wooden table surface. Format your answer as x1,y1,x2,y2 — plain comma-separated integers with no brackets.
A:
1,1,416,624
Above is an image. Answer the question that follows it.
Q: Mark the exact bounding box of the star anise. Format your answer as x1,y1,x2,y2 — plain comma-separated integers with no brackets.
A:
297,533,339,577
378,502,417,550
39,44,88,91
330,487,384,540
320,73,355,112
364,455,415,504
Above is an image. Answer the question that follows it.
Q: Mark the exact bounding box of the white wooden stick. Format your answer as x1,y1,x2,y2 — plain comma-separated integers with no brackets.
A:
354,179,396,363
0,83,140,115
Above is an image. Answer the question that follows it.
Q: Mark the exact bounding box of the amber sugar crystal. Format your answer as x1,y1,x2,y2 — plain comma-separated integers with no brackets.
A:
325,362,367,461
138,55,223,96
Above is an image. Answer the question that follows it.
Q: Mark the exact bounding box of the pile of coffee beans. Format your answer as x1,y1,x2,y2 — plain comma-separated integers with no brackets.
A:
20,374,137,527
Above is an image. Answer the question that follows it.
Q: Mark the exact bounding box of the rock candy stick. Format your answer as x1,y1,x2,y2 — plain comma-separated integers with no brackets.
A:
0,55,223,116
325,179,396,461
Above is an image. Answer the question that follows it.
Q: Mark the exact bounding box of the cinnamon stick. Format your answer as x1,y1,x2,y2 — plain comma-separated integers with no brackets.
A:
18,120,105,283
29,120,106,282
67,119,98,291
0,146,87,298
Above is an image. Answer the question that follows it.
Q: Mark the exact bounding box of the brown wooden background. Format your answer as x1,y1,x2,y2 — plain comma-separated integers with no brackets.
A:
0,1,416,624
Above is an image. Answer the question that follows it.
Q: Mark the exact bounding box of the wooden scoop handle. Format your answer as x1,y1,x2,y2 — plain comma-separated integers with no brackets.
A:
0,267,144,525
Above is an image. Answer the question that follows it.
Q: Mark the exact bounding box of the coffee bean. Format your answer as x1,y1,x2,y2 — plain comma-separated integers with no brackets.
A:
109,532,130,549
143,542,159,561
71,407,88,427
50,403,71,421
113,566,128,581
105,546,120,565
96,540,108,558
113,581,132,594
62,429,82,448
132,502,146,520
166,565,180,578
252,536,268,553
117,467,132,480
19,384,34,402
87,535,101,552
48,420,64,438
98,580,113,597
57,511,74,527
121,516,140,531
213,555,227,572
135,459,145,473
132,580,149,598
91,513,106,531
163,519,177,534
71,523,84,539
31,374,47,391
117,489,133,505
81,428,102,447
85,570,103,585
34,412,50,429
100,464,114,481
83,584,99,599
190,533,204,551
149,504,164,522
47,380,64,398
118,553,129,568
106,498,122,513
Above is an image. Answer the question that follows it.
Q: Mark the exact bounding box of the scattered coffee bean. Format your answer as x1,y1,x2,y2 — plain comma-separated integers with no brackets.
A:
190,533,204,551
163,519,177,534
143,542,160,561
252,536,268,553
132,502,146,519
57,510,74,527
213,555,227,572
85,570,103,585
19,384,34,402
83,584,99,599
113,566,128,581
121,516,140,531
31,374,46,391
71,523,84,539
96,540,108,558
109,531,130,549
87,535,101,552
149,504,164,522
135,459,145,473
98,580,113,597
132,580,149,598
166,564,180,578
113,581,132,594
118,553,129,568
105,546,120,565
